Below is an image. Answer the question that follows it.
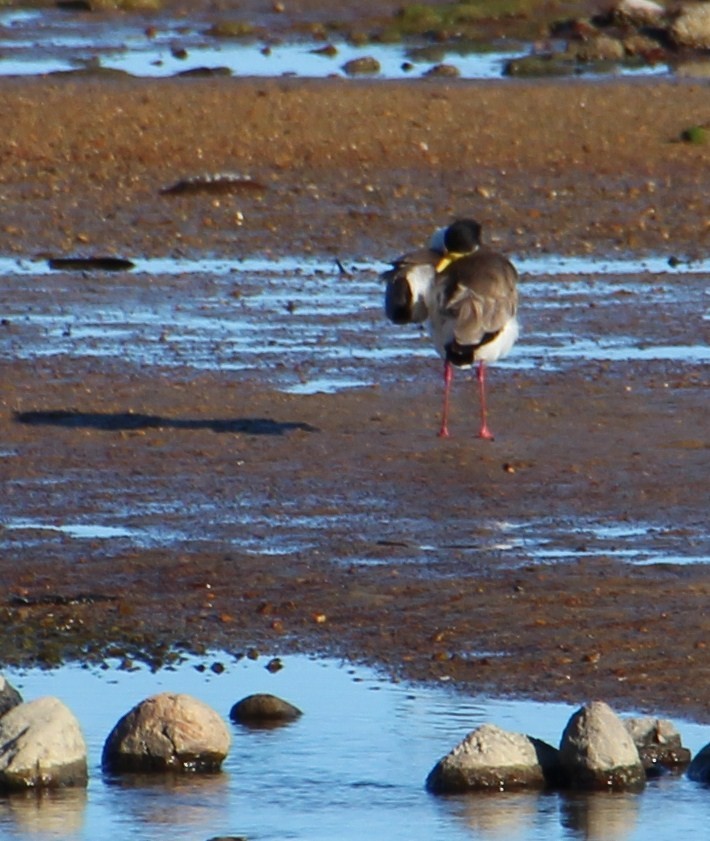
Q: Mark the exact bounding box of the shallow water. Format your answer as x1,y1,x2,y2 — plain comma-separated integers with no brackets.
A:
0,6,694,80
1,253,708,384
1,654,708,841
2,251,708,568
4,510,709,569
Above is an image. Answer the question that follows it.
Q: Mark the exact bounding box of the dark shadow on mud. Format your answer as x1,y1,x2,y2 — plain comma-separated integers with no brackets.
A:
14,410,318,436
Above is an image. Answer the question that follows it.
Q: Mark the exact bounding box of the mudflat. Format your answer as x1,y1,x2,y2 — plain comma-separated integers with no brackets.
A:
1,74,708,722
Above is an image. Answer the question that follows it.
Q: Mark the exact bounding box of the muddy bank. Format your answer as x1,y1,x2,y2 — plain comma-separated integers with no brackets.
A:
0,75,708,722
1,76,709,261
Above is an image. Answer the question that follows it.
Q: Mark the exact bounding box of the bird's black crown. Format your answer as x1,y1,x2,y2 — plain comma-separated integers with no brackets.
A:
444,219,482,254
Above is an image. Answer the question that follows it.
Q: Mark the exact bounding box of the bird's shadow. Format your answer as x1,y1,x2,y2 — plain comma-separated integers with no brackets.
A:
13,410,318,436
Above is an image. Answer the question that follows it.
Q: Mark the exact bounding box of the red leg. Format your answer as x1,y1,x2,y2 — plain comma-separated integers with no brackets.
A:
477,361,495,440
438,360,453,438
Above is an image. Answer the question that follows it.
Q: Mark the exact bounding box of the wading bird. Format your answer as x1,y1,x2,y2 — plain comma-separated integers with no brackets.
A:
383,219,518,439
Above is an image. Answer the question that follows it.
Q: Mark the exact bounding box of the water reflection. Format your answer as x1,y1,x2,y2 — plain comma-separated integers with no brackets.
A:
0,787,87,837
559,791,639,841
0,656,707,841
443,790,544,839
104,772,230,829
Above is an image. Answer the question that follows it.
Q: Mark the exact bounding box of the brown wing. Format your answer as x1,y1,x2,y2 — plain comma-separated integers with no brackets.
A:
439,250,518,348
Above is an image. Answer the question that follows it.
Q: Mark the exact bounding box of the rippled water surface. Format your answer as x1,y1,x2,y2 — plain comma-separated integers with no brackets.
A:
1,655,708,841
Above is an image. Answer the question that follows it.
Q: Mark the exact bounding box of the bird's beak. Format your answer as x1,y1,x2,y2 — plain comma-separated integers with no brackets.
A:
435,252,463,273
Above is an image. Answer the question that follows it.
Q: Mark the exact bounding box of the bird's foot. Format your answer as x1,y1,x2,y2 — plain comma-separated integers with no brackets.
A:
437,426,450,439
477,426,495,441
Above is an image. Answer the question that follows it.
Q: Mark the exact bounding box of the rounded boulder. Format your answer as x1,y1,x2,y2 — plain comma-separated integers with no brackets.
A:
426,723,561,793
0,696,88,789
229,693,302,726
687,742,710,784
102,692,231,773
559,701,645,790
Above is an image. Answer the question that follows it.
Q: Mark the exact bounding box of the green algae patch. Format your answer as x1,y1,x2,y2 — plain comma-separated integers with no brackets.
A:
680,125,709,145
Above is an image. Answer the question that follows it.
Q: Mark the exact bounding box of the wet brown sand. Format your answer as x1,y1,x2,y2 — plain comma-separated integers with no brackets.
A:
0,75,708,723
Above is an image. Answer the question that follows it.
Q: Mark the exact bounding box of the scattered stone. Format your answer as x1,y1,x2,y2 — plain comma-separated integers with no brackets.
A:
625,716,691,775
687,742,710,783
424,63,460,77
176,66,233,78
559,701,646,790
426,723,561,793
206,21,257,39
0,675,22,718
0,697,88,790
573,34,625,62
311,44,338,57
612,0,666,27
160,173,266,195
342,56,381,76
671,4,710,50
503,53,578,78
265,657,283,673
230,693,303,726
102,692,231,774
622,33,667,60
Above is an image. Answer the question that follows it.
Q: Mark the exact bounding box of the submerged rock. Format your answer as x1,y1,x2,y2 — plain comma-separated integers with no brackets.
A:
625,716,691,775
230,693,302,726
102,692,231,773
426,723,561,793
687,742,710,783
0,697,88,789
559,701,645,791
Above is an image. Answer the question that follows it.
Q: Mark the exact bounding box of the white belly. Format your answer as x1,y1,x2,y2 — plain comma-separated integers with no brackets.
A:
429,315,519,367
475,316,519,363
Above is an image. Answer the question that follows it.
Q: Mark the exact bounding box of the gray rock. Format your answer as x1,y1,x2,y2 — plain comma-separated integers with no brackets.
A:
0,675,23,718
102,692,231,773
687,742,710,783
0,696,88,789
624,716,691,775
559,701,645,790
230,693,302,725
426,723,561,793
671,4,710,49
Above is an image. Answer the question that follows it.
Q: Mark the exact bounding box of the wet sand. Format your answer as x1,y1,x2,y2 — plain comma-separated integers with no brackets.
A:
1,74,708,722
